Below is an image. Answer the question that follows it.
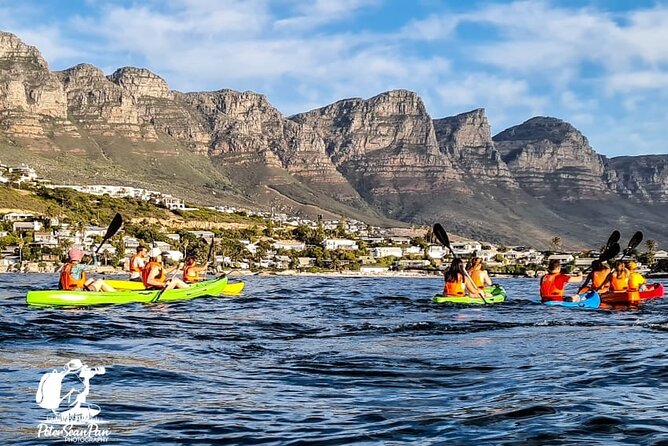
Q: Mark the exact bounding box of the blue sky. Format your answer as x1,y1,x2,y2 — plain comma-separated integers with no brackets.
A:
2,0,668,156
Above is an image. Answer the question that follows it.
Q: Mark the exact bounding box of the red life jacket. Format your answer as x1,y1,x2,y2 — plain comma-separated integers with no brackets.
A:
540,273,565,302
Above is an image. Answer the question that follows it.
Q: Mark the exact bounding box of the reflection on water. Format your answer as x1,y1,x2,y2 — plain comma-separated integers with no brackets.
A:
1,273,668,444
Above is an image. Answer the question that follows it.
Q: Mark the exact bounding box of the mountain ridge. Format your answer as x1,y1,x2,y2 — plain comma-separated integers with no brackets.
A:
1,31,667,248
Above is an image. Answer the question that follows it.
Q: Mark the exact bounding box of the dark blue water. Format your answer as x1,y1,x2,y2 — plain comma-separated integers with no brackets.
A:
2,274,668,445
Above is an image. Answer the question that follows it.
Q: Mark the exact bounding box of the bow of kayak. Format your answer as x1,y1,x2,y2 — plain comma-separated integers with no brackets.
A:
26,276,229,307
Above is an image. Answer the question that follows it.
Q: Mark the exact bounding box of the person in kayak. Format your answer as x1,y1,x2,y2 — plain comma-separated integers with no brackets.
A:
627,260,647,292
596,260,629,292
466,257,492,288
59,247,116,292
182,256,209,283
540,259,583,302
142,247,189,290
443,258,486,298
577,260,610,294
128,246,149,282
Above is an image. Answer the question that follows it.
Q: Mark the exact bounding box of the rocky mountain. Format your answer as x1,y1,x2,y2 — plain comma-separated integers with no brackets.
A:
1,31,667,248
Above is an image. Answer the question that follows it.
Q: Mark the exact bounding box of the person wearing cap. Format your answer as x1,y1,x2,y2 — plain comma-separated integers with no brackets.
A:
182,256,209,283
627,260,647,292
59,247,116,292
128,245,149,282
141,247,189,290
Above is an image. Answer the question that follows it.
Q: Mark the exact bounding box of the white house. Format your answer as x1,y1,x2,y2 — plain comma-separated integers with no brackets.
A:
403,246,424,256
371,246,403,258
654,250,668,260
163,250,184,262
13,221,43,232
272,240,306,251
451,242,482,256
360,266,390,274
3,212,35,222
547,254,575,264
323,238,359,251
189,230,215,239
33,232,58,246
427,245,445,259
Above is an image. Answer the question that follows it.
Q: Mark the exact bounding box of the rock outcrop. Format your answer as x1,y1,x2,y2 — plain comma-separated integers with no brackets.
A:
494,117,608,199
605,155,668,202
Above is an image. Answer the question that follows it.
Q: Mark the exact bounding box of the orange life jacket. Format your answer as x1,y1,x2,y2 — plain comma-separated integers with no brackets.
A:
183,265,199,283
610,271,629,292
592,270,609,292
470,270,485,288
444,274,465,296
540,273,565,301
59,262,86,290
129,254,144,273
142,261,165,287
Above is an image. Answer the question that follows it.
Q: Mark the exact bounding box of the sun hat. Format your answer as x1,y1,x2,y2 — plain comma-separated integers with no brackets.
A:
68,247,85,261
148,247,163,258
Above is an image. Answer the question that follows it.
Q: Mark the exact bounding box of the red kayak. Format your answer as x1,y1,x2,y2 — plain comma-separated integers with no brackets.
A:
600,283,665,305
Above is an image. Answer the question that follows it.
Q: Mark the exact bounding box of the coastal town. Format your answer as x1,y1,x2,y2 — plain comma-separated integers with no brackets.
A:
1,162,665,276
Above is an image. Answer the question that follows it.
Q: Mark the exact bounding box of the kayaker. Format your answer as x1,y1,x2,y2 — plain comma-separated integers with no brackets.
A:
466,257,492,288
59,247,116,292
142,247,189,290
627,260,647,292
443,258,485,298
539,259,583,302
597,260,629,292
128,246,149,282
577,260,610,294
182,256,208,283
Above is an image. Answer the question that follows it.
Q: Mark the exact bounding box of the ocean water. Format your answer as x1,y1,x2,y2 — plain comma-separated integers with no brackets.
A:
1,273,668,445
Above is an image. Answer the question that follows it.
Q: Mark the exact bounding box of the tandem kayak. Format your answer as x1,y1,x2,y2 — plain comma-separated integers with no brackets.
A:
544,291,600,309
105,278,245,295
26,276,230,307
433,285,507,304
600,283,665,305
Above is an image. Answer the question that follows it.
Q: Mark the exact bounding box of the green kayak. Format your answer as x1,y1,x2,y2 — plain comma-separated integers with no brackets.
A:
433,285,507,305
26,276,229,307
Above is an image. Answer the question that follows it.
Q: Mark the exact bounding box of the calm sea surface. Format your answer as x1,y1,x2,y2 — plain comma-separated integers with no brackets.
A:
1,274,668,445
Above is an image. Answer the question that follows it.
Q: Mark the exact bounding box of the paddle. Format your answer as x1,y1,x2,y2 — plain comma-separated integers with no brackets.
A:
433,223,489,304
150,259,183,303
620,231,643,261
202,236,215,281
581,230,621,274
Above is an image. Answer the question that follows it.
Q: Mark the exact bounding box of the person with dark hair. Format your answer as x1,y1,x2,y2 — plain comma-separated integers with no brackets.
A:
597,260,628,293
182,256,209,283
466,257,492,288
540,259,582,302
443,258,485,298
577,259,611,294
128,245,148,282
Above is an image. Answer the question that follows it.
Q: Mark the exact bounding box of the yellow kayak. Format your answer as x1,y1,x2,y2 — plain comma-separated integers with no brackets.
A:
105,278,245,295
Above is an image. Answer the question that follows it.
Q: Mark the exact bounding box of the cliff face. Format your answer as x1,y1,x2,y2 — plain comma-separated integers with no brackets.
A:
1,30,668,246
493,117,608,199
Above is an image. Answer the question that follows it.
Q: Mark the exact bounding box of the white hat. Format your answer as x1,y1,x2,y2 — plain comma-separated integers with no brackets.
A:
148,247,163,258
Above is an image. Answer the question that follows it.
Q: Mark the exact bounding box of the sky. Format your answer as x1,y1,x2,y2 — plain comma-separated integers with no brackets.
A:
2,0,668,156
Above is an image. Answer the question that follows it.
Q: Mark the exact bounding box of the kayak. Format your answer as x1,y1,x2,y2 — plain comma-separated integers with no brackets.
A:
600,283,665,305
26,276,230,307
544,291,600,309
433,285,507,304
105,278,245,295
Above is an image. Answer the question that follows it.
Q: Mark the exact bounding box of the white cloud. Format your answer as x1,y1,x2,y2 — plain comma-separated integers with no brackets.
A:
275,0,381,30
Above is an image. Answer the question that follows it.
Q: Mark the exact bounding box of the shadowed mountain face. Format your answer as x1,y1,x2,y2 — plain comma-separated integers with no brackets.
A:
1,31,667,248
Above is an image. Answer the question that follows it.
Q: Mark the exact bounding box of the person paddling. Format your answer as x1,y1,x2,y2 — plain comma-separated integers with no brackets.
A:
466,257,492,288
540,259,583,302
597,260,629,293
444,258,486,298
182,256,209,284
577,260,610,294
59,247,116,292
128,246,148,282
142,247,189,291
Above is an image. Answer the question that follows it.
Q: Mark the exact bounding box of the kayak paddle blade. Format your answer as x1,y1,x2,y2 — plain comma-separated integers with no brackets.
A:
626,231,643,254
605,230,621,251
95,213,123,254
